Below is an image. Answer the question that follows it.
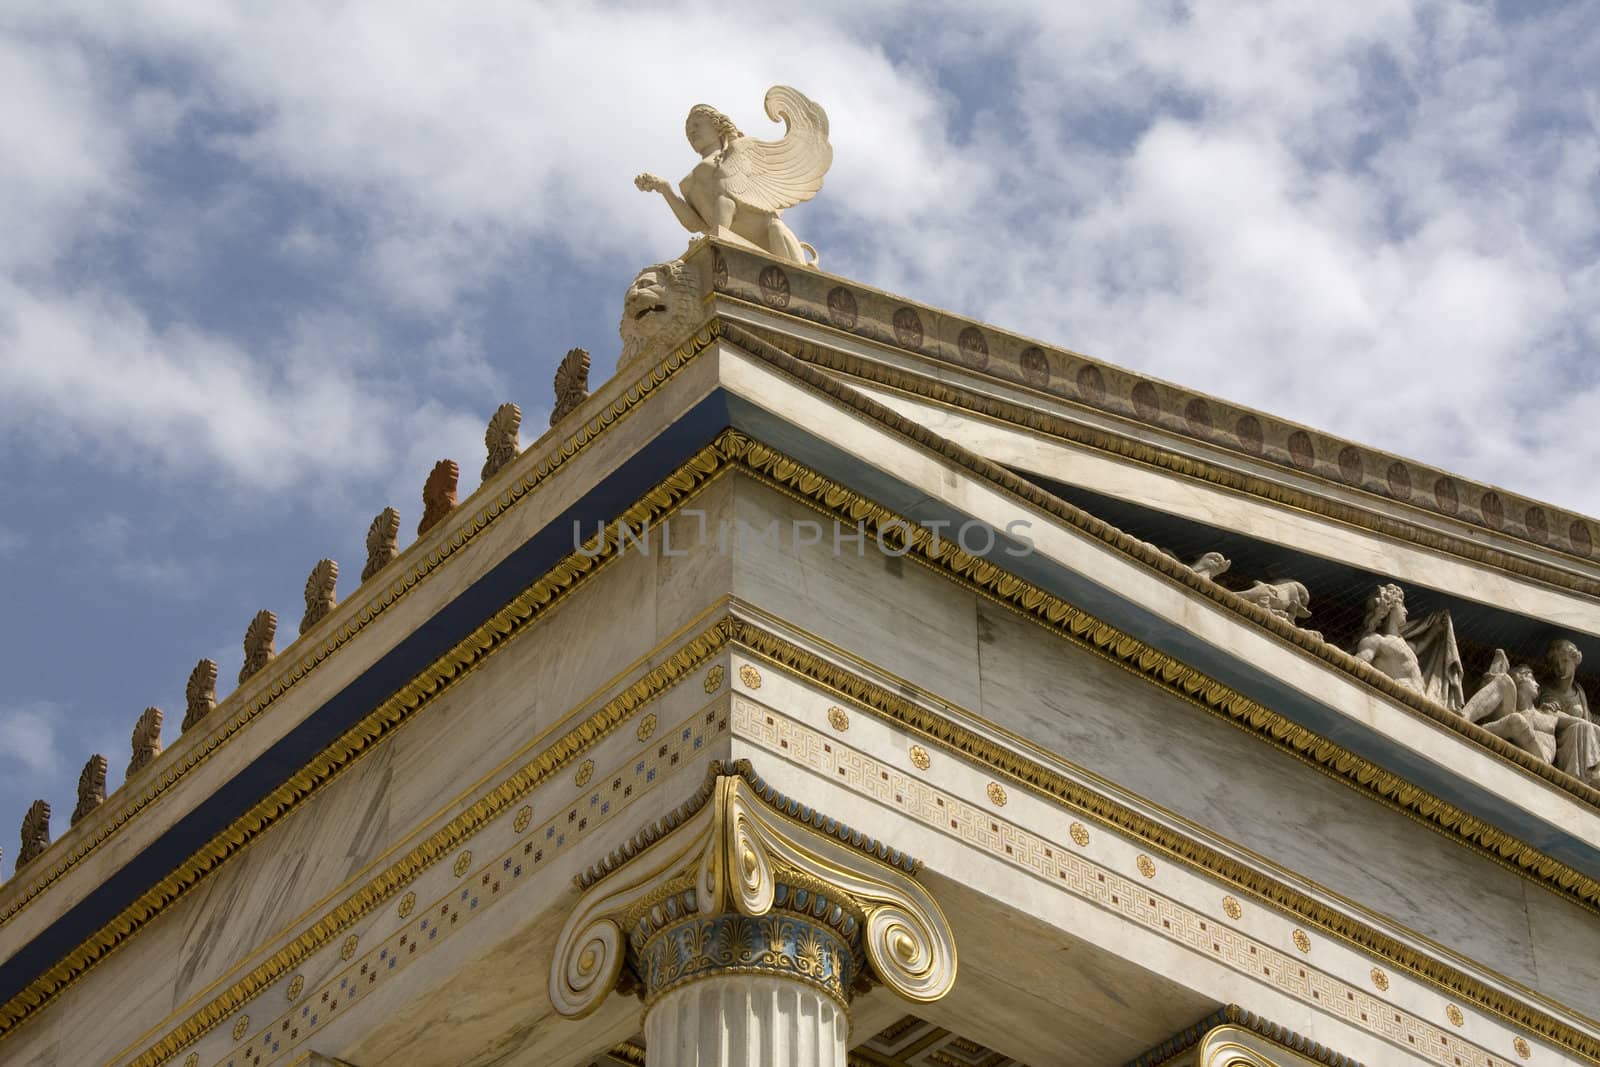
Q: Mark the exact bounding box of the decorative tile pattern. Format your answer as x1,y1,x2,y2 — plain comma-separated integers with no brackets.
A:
732,699,1519,1067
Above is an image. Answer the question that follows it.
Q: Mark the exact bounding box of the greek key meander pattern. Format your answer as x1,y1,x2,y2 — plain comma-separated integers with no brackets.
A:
729,698,1534,1067
198,705,727,1067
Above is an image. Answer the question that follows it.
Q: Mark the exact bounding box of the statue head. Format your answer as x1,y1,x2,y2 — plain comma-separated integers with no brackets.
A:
1362,583,1406,634
1548,637,1582,681
686,104,740,155
619,258,703,371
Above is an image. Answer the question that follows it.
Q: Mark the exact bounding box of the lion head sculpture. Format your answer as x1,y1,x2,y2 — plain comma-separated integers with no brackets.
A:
618,258,703,371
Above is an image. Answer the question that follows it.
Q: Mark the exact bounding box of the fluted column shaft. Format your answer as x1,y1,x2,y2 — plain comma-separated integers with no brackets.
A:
644,974,848,1067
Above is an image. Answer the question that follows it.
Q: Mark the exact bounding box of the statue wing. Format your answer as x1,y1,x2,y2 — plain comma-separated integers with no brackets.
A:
716,86,832,214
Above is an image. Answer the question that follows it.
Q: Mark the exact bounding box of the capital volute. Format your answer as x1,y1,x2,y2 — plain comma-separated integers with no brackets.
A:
549,761,957,1018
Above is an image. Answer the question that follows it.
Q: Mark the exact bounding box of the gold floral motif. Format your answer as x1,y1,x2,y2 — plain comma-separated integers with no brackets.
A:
397,891,416,919
575,759,595,787
1136,854,1156,879
286,974,304,1000
704,664,725,693
1221,896,1241,920
513,805,533,833
827,706,849,731
738,664,763,689
1069,822,1089,847
1292,929,1310,953
340,934,359,961
184,1055,198,1067
1447,1005,1464,1026
1515,1037,1531,1058
637,713,658,741
986,782,1007,806
452,850,473,877
909,745,930,770
231,1015,249,1041
1371,967,1389,991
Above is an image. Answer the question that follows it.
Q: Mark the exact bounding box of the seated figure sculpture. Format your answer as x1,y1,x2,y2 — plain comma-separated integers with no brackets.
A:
635,86,832,265
1545,638,1600,784
1352,583,1464,710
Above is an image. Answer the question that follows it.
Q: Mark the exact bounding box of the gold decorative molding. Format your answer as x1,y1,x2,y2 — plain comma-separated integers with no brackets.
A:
709,241,1598,581
0,319,724,931
718,323,1600,809
15,428,1600,1060
108,611,1599,1067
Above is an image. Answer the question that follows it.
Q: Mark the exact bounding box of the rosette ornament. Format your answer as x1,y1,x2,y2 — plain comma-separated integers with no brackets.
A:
550,761,956,1063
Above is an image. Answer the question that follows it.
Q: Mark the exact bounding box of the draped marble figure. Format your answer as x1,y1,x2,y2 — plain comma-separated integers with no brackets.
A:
1545,638,1600,783
1352,583,1464,710
635,86,832,265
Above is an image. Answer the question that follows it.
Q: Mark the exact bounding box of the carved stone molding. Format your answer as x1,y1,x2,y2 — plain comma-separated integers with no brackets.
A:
1197,1025,1346,1067
549,761,957,1020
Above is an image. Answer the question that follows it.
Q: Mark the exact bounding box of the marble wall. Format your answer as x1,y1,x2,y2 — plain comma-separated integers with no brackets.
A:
726,478,1600,1014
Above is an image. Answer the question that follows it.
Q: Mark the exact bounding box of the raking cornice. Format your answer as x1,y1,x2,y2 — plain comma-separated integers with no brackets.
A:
6,359,1597,1058
718,322,1600,810
0,321,725,932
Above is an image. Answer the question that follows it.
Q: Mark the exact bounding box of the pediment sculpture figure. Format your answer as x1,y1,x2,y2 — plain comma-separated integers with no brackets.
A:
1461,654,1560,763
1544,638,1600,784
635,85,832,265
1352,583,1464,710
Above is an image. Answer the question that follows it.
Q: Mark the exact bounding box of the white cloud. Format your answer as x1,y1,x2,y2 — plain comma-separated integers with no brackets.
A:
0,702,63,778
0,0,1595,519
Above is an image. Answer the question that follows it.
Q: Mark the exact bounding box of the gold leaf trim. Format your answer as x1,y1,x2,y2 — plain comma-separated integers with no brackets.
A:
719,323,1600,810
0,321,723,929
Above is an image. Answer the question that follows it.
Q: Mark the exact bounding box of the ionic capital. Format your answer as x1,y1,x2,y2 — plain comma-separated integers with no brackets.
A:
549,761,957,1018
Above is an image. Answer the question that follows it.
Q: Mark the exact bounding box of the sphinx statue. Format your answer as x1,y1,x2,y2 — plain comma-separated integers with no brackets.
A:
635,85,832,265
1352,583,1464,710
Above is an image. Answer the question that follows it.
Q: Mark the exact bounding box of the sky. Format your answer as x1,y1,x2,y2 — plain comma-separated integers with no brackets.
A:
1,1,1598,878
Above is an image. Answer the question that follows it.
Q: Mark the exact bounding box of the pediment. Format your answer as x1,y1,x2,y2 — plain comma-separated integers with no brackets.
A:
4,241,1599,1065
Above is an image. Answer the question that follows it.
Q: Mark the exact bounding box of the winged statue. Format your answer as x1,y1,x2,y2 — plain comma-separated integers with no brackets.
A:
635,85,832,265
